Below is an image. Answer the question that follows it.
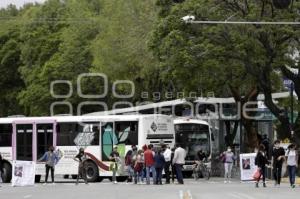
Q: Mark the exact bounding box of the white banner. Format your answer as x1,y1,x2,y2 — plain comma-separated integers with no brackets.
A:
12,161,36,187
239,153,257,181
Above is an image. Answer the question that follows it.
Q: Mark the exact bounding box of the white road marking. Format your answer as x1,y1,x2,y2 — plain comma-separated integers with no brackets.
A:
187,190,193,199
23,195,32,199
228,193,241,199
235,193,255,199
179,190,183,199
179,190,193,199
229,192,255,199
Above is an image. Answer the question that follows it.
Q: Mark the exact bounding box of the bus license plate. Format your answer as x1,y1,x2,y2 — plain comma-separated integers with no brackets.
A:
183,165,194,170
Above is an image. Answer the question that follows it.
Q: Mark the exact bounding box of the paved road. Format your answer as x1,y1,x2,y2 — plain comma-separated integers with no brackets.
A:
0,178,299,199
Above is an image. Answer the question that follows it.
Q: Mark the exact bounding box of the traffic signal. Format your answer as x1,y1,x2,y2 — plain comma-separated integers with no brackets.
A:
272,0,291,9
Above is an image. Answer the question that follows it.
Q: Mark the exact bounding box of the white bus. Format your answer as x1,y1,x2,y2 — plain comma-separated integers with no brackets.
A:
0,114,175,182
174,118,213,173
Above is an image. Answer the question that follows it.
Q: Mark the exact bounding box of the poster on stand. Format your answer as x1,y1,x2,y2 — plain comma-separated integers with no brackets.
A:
11,161,36,187
239,153,257,181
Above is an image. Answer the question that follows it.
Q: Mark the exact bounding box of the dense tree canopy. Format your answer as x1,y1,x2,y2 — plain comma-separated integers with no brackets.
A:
149,0,300,148
0,0,299,147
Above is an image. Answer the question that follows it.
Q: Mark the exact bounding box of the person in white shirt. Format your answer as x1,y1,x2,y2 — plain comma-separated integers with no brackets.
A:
286,144,298,188
162,144,172,184
172,144,186,184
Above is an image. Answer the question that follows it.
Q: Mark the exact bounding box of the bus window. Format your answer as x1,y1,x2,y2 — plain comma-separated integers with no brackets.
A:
16,124,33,161
0,124,12,147
175,123,210,161
101,122,115,161
115,121,138,146
57,123,78,146
78,123,100,146
37,123,53,159
101,121,138,161
57,122,100,146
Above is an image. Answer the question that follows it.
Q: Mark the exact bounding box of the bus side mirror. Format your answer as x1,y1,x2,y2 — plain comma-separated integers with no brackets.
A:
211,133,215,142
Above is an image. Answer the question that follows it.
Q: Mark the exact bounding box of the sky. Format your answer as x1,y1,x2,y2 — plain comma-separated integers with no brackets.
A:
0,0,46,9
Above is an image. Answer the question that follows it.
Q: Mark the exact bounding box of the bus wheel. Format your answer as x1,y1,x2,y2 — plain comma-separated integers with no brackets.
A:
85,161,99,182
1,161,12,183
35,175,41,183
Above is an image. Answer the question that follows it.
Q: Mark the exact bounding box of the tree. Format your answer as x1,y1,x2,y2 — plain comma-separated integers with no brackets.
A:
17,0,102,116
208,0,300,144
149,0,299,150
90,0,161,105
0,6,24,116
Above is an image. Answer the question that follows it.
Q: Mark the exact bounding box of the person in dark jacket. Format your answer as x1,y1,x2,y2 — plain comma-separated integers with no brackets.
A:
154,149,165,185
170,147,176,183
261,134,270,159
0,152,3,172
73,148,88,185
255,144,269,188
272,140,285,187
0,152,3,184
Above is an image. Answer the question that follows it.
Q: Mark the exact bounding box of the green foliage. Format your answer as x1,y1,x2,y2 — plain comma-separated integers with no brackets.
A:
0,6,24,116
0,0,299,120
90,0,159,103
0,0,159,116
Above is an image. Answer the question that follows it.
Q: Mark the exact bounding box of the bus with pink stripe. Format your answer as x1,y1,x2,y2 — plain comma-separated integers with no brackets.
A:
0,114,175,182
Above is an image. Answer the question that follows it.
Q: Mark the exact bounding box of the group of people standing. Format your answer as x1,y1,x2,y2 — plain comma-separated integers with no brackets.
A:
220,139,299,188
1,139,298,187
124,144,186,185
254,140,298,188
37,146,88,185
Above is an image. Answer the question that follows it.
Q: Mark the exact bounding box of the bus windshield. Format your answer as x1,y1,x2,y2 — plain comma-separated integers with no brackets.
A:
175,123,210,161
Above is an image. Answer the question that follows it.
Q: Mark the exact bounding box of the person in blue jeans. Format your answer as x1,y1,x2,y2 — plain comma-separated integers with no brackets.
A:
154,149,165,185
172,144,186,184
286,144,298,188
144,144,156,184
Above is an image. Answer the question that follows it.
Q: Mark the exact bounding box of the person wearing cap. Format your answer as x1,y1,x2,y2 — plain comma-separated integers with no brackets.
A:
109,145,120,184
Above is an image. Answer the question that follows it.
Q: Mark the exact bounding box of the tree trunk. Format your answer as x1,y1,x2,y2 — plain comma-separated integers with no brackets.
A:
242,119,259,152
229,85,260,152
224,120,239,147
280,65,300,145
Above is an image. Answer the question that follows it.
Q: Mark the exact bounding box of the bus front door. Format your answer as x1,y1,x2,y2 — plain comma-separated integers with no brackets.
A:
15,123,33,161
12,121,57,161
